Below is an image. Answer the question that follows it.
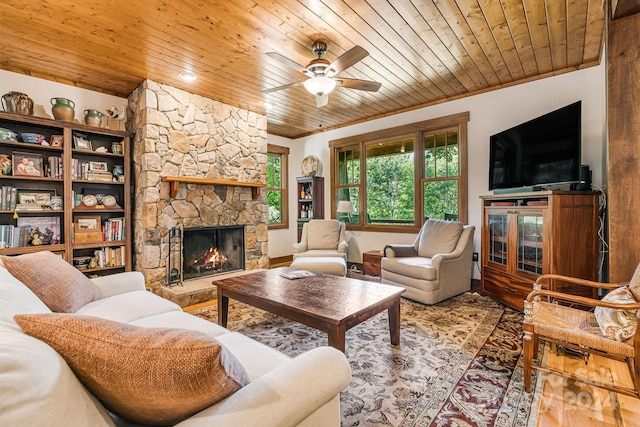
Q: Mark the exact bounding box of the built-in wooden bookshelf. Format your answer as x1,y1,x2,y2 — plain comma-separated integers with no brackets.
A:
0,110,131,276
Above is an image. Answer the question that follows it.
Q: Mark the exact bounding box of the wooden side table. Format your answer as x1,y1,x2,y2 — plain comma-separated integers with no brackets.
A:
363,250,384,277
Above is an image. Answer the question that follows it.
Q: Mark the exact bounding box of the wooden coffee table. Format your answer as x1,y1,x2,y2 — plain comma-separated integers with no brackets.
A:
213,268,405,352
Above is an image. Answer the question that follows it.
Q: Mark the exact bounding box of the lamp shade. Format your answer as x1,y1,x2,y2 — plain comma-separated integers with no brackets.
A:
336,200,355,213
303,76,337,96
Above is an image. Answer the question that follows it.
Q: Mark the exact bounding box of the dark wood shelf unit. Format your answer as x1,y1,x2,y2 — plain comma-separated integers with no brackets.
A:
296,176,324,241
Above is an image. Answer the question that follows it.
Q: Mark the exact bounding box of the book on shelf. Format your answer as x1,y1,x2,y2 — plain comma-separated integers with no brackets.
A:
93,246,125,268
14,217,61,246
0,186,17,210
103,217,125,241
15,203,45,211
87,172,113,182
47,156,63,179
0,225,29,248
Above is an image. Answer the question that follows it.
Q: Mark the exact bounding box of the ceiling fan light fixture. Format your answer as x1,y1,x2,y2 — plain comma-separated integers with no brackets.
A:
304,76,336,96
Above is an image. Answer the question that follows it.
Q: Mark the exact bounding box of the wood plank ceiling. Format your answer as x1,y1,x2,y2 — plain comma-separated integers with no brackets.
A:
0,0,605,139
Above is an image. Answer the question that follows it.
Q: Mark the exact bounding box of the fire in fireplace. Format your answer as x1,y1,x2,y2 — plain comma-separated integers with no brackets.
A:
182,225,245,280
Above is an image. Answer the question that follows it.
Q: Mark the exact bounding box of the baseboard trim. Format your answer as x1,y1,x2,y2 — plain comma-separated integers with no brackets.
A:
270,255,293,268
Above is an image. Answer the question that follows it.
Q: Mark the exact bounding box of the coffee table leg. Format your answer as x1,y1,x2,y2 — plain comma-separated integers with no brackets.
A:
217,289,229,327
388,297,401,346
327,325,346,353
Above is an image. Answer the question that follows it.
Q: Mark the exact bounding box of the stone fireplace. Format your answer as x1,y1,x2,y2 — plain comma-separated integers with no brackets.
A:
182,225,245,280
128,79,269,293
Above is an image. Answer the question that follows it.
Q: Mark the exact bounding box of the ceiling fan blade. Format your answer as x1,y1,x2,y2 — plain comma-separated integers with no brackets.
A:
316,94,329,108
266,52,311,75
327,46,369,76
336,78,382,92
262,81,303,93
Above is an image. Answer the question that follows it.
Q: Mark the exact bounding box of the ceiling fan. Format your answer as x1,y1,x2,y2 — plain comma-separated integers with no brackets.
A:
263,41,382,107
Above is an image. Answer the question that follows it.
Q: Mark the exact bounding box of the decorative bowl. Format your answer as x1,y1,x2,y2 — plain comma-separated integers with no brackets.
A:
20,132,45,144
0,127,19,141
72,256,92,270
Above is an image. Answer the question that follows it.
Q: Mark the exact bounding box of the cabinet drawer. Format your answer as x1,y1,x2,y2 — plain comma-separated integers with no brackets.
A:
482,268,533,312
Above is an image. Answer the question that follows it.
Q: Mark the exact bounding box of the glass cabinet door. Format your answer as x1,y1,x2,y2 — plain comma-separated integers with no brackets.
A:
516,214,543,274
487,213,508,267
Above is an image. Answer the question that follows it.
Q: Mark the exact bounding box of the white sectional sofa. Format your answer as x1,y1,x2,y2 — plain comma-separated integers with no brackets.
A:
0,265,351,426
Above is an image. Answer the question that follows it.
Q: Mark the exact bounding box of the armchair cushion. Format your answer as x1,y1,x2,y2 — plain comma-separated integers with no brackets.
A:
1,251,98,313
417,220,463,258
380,257,437,281
307,220,341,250
15,313,250,426
594,286,639,341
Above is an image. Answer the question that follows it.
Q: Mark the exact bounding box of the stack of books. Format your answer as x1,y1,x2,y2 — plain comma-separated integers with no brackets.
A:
48,156,63,179
103,217,125,241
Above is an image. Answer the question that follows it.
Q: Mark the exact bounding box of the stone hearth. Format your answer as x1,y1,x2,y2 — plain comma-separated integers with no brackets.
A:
161,269,266,307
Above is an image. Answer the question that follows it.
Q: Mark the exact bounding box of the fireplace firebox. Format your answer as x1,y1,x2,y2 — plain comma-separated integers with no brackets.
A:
182,225,245,280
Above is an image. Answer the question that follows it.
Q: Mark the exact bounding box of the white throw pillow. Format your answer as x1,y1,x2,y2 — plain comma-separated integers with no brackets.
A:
594,286,638,341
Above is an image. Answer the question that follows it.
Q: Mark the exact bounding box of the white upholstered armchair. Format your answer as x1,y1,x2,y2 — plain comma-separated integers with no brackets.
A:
292,219,348,260
381,219,475,305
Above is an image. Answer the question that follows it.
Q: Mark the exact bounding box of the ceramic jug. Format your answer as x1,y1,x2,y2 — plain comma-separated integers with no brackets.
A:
84,109,103,127
2,92,34,115
51,97,75,121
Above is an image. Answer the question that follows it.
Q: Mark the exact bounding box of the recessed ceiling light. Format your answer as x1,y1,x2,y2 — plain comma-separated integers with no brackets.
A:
179,70,197,82
264,101,273,110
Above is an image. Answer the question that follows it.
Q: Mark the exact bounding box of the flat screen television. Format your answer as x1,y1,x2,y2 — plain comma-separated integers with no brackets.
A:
489,101,581,192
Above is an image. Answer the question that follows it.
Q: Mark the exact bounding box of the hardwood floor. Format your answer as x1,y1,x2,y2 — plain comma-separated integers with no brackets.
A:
532,346,640,426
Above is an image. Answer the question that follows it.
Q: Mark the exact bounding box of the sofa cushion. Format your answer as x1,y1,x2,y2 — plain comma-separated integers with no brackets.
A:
76,289,182,323
130,311,230,338
380,257,438,281
1,251,98,313
594,286,638,341
0,327,115,427
0,266,51,328
14,313,251,426
215,332,292,381
307,220,340,250
417,220,463,258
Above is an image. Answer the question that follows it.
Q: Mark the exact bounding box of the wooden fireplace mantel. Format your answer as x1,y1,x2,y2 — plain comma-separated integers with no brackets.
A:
161,176,266,199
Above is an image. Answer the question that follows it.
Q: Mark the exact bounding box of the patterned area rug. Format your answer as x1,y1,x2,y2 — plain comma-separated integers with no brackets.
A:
191,290,538,426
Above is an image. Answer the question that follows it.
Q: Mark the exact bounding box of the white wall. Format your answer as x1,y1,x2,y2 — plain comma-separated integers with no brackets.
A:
1,70,127,128
266,134,306,258
267,61,607,278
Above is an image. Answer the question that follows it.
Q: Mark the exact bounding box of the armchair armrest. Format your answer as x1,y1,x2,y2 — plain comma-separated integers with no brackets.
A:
292,241,308,253
175,346,351,427
526,288,640,311
338,240,348,253
535,274,630,291
90,271,146,299
383,244,417,258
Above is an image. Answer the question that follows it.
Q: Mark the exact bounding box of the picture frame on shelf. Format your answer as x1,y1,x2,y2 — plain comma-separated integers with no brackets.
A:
73,133,92,150
74,215,101,232
16,216,61,246
17,189,56,207
12,152,43,177
74,215,103,244
50,135,64,147
88,161,108,171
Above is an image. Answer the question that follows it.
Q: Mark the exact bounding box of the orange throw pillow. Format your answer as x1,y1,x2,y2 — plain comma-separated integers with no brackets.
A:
14,313,250,425
2,251,98,312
